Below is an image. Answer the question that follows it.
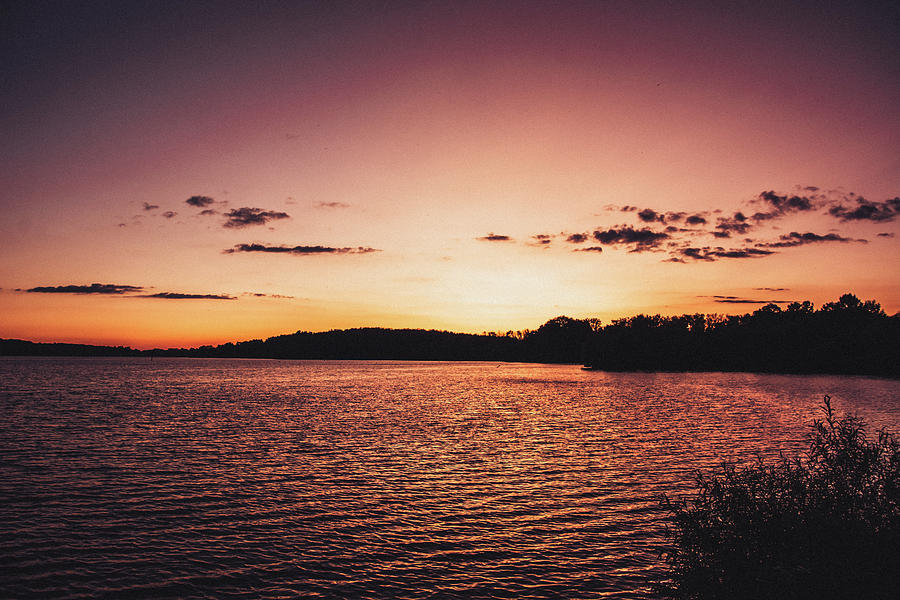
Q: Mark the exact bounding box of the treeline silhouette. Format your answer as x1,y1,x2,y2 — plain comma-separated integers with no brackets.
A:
585,294,898,377
1,294,897,377
0,339,140,357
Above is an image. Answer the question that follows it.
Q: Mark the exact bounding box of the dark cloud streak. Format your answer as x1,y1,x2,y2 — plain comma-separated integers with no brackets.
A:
223,207,290,228
677,247,774,261
592,226,669,251
26,283,144,294
756,232,865,248
828,196,900,222
225,243,380,255
706,295,791,304
142,292,235,300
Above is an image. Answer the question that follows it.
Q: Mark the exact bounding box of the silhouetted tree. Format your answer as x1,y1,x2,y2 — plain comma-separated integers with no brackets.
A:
658,397,900,599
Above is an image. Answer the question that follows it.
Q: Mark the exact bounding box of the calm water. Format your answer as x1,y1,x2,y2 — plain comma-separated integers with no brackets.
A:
1,358,898,599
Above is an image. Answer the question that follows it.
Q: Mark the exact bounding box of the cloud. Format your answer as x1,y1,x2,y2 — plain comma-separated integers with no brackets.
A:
142,202,159,211
566,233,589,244
828,196,900,222
532,184,897,264
714,215,752,237
633,208,692,224
26,283,144,294
638,208,663,223
477,233,513,242
529,234,552,245
706,295,790,304
224,243,381,255
742,190,823,223
754,287,789,291
316,201,350,209
676,247,775,261
756,231,865,248
142,292,235,300
161,211,177,218
243,292,295,299
223,207,291,228
592,226,669,251
685,214,707,225
186,195,216,208
574,246,604,253
757,190,815,212
199,209,218,216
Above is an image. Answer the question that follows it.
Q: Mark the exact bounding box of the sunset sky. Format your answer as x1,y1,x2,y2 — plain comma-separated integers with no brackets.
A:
2,1,899,349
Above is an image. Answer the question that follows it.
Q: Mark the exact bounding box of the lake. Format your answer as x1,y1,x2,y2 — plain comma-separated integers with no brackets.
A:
1,358,898,598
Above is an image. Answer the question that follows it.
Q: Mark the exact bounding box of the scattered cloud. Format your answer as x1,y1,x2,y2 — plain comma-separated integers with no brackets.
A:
750,190,818,221
316,201,350,209
685,214,707,225
142,292,235,300
223,207,291,228
224,243,381,255
529,234,553,246
142,202,159,211
828,196,900,222
566,233,589,244
574,246,604,253
638,208,663,223
705,295,790,304
477,233,513,242
675,247,775,262
714,215,752,237
243,292,295,299
524,185,897,265
592,226,669,251
25,283,144,294
199,209,218,216
754,287,789,291
756,231,865,248
186,195,216,208
161,211,177,219
625,207,695,225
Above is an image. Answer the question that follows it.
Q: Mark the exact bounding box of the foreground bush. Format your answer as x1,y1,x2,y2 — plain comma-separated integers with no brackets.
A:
658,396,900,599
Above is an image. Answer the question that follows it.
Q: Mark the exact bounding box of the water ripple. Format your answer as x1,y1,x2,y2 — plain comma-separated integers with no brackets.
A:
1,358,898,599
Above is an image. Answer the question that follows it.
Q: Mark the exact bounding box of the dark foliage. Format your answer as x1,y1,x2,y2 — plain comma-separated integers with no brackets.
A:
658,397,900,599
0,338,140,357
585,294,899,377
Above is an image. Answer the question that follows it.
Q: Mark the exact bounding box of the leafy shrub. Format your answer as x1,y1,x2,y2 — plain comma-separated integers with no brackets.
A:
658,396,900,599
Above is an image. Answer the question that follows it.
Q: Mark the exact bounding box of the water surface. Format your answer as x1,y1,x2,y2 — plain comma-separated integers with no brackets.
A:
1,358,898,598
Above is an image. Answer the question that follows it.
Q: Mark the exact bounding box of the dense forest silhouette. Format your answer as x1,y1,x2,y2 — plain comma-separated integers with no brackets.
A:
2,294,897,377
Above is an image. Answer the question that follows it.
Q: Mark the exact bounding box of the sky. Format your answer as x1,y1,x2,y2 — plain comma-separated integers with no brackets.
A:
2,1,899,349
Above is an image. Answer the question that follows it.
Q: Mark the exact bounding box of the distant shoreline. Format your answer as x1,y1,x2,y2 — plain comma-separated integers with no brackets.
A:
3,294,898,378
